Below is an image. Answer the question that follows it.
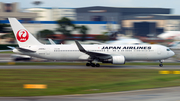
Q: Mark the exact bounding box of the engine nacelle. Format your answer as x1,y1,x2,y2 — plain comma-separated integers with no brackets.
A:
112,55,125,64
102,55,125,64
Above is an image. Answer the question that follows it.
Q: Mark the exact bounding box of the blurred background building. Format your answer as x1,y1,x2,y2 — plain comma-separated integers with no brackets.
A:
1,2,180,41
122,14,180,37
25,7,75,21
76,6,180,37
0,2,37,20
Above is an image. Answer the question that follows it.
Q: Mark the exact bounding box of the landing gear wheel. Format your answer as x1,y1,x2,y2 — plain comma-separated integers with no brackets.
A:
91,63,95,67
159,64,163,67
95,63,100,67
159,60,164,67
86,63,90,66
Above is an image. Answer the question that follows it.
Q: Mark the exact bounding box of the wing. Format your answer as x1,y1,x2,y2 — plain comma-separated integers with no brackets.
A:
75,41,112,60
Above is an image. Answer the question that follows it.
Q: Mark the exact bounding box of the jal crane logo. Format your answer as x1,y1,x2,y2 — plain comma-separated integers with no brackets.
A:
16,29,29,42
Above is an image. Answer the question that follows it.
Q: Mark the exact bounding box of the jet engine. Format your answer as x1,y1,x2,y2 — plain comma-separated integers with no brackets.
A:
102,55,125,64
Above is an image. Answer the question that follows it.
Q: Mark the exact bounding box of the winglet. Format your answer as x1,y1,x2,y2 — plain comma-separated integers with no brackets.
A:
48,38,56,45
75,41,86,53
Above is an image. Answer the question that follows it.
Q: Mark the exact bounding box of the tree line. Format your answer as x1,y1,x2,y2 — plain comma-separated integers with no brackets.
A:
37,17,89,41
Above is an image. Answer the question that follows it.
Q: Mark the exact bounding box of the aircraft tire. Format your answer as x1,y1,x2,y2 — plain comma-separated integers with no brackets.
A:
95,63,100,67
159,64,163,67
91,63,95,67
86,63,90,66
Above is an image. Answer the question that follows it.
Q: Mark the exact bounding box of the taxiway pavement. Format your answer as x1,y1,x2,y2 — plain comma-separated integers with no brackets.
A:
1,86,180,101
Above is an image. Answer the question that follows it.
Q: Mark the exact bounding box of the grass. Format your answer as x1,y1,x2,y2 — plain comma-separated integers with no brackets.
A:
1,69,180,96
0,51,13,53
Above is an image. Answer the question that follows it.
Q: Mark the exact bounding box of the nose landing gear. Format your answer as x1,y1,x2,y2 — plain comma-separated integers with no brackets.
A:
159,64,163,67
159,60,164,67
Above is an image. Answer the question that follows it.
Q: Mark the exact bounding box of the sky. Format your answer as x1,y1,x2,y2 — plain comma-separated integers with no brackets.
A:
2,0,180,14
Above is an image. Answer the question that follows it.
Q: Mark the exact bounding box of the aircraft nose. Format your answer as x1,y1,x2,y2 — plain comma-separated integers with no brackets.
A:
170,51,175,56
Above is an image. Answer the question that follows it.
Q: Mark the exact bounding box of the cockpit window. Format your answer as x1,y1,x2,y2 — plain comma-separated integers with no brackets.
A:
167,49,171,51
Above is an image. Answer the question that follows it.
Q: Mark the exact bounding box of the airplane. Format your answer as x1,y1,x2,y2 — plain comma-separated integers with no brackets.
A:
8,18,175,67
157,31,180,40
168,41,180,49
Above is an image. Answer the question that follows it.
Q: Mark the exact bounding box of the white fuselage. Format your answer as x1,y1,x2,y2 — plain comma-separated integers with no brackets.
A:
8,18,175,66
14,44,175,61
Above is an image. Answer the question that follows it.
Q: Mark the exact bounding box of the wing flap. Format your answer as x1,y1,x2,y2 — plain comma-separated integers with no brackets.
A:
86,51,112,59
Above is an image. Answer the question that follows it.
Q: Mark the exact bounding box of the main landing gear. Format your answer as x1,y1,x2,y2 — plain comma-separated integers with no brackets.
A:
159,60,164,67
86,62,100,67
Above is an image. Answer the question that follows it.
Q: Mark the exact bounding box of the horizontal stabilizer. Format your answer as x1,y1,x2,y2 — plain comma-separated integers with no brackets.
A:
7,46,16,50
17,47,36,53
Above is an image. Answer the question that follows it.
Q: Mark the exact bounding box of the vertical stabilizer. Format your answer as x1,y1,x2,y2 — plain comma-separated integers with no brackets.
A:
8,18,43,47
